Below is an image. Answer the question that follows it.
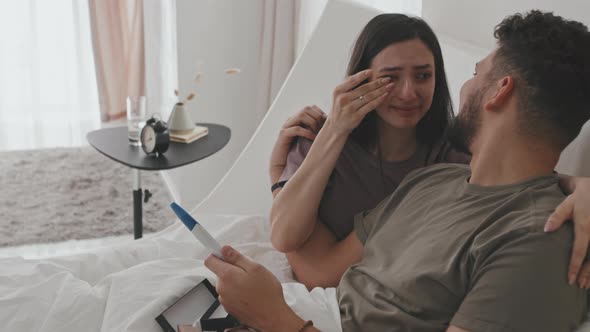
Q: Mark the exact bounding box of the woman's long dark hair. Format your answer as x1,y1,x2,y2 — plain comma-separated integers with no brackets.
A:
347,14,454,150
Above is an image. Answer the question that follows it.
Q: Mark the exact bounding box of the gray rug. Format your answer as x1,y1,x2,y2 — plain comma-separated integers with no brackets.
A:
0,146,175,247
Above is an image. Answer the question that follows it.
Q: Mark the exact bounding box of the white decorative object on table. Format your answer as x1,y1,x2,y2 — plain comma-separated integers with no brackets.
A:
167,102,208,144
168,67,239,143
168,102,196,133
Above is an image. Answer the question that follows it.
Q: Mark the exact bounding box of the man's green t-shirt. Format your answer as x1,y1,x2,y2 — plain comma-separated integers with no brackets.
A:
338,164,587,332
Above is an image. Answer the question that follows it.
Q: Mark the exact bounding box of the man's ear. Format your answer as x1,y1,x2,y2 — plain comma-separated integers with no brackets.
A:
484,76,514,111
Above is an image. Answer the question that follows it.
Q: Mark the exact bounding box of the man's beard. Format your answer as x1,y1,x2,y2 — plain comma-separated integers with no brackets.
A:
447,90,484,155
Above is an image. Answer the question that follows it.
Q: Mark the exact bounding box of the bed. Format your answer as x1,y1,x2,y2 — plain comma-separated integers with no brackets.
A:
0,215,339,331
3,0,590,331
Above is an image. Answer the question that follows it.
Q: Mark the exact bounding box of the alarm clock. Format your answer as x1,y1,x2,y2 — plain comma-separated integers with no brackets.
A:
140,116,170,156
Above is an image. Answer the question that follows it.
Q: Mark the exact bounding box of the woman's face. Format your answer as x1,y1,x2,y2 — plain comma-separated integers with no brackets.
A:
369,38,436,131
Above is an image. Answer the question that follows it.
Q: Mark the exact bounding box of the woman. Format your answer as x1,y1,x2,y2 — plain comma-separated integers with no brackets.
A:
269,14,590,287
270,14,464,250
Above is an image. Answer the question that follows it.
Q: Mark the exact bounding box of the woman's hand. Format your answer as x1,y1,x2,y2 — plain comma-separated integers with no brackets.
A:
544,177,590,288
324,69,394,136
269,106,326,184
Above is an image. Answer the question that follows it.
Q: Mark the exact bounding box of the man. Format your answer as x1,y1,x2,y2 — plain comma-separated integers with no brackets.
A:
205,11,590,332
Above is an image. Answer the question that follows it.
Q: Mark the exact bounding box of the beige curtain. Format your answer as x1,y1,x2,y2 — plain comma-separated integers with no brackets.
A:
88,0,146,121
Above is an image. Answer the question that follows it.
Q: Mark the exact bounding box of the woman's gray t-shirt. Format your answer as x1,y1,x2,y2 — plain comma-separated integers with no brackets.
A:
278,137,469,240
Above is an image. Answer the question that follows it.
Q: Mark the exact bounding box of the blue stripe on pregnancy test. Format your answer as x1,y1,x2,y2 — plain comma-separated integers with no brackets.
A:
170,202,197,230
170,202,224,259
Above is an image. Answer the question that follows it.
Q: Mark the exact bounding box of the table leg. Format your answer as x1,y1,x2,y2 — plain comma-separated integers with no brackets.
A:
133,169,143,239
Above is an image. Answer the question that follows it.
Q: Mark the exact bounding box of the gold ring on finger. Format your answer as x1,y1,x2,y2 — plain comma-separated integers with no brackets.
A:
358,95,366,104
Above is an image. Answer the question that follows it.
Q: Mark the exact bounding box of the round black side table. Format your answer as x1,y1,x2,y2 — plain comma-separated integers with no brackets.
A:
87,123,230,239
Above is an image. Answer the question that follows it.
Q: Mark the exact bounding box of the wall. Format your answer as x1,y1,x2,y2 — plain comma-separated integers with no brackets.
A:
436,34,488,112
296,0,423,57
296,0,329,57
163,0,265,207
423,0,590,50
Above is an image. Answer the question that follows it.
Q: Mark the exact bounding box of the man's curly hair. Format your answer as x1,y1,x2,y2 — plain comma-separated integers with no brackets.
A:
493,10,590,148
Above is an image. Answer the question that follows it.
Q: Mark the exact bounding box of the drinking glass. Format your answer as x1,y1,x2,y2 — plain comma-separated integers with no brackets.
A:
126,96,147,145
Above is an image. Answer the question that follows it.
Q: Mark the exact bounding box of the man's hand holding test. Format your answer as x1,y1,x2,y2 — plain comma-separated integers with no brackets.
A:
171,202,318,331
205,246,319,332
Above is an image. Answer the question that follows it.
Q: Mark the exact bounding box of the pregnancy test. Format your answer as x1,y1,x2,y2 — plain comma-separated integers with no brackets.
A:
170,202,223,259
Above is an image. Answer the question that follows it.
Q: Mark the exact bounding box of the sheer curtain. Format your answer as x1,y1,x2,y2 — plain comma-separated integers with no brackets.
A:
143,0,178,121
0,0,101,151
88,0,177,122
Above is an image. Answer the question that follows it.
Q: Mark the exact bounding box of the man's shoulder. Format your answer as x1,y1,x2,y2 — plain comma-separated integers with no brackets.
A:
527,180,567,215
505,178,566,233
474,186,572,263
478,178,568,240
485,209,573,246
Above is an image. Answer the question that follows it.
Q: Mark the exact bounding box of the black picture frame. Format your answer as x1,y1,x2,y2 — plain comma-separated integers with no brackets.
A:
155,278,239,332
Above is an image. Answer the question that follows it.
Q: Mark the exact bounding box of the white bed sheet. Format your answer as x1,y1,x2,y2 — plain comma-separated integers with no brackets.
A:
0,215,341,332
2,214,589,332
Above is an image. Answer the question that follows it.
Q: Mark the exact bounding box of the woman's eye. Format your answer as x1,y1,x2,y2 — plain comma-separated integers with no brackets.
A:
416,72,432,80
